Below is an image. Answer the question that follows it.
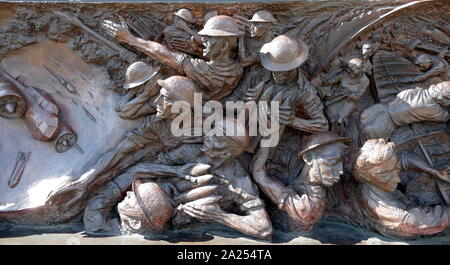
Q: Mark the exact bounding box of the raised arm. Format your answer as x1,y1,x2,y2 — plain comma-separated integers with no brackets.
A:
238,37,259,67
102,19,186,72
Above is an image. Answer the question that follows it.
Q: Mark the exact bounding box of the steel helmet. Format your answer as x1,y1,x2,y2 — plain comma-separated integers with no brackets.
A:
298,131,351,158
260,35,309,72
249,10,277,23
124,62,157,90
133,180,174,233
156,76,199,105
198,15,244,37
174,8,196,24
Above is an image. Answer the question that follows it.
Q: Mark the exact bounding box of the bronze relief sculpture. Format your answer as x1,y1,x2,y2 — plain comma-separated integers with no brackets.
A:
0,0,448,243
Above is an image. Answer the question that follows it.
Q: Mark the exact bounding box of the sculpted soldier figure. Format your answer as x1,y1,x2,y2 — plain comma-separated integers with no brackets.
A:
354,139,450,238
54,76,201,234
246,34,329,133
244,35,330,219
361,42,380,75
116,118,273,240
163,8,203,57
361,81,450,140
239,10,277,67
252,132,351,231
233,10,277,100
115,62,160,120
102,15,244,101
411,53,449,85
322,58,369,134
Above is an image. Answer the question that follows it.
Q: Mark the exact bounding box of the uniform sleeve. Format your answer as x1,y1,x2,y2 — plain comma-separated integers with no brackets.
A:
279,183,327,229
182,57,210,88
298,83,326,120
291,73,329,132
126,116,181,151
362,185,450,238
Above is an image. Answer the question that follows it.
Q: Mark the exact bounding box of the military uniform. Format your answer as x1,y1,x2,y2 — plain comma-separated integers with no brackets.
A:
177,55,243,101
357,183,449,238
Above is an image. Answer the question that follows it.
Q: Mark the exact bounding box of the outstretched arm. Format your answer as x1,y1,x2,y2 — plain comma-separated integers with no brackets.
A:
182,199,273,240
361,184,450,238
217,207,273,240
102,20,186,72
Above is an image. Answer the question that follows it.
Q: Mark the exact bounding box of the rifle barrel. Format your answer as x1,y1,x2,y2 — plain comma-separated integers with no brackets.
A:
54,11,136,62
0,67,27,92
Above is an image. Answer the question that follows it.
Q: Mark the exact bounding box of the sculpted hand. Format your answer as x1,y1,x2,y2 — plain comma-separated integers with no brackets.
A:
182,203,226,222
279,105,294,126
243,87,258,102
171,38,190,49
101,17,133,43
243,81,265,102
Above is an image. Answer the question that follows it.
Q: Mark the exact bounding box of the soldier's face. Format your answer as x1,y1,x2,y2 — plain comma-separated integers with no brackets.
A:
349,65,361,75
250,22,270,38
304,143,345,187
366,156,401,192
155,90,176,119
201,36,221,58
362,47,374,57
272,69,297,84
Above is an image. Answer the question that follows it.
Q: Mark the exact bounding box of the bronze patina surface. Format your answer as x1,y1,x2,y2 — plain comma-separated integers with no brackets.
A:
0,0,449,243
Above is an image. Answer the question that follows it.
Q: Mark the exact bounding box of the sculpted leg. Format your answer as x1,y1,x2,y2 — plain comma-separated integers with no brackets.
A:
83,172,134,235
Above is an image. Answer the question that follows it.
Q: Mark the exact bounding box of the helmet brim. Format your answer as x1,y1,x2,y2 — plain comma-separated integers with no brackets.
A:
249,18,276,23
198,28,244,37
297,137,352,158
124,64,157,90
259,39,309,72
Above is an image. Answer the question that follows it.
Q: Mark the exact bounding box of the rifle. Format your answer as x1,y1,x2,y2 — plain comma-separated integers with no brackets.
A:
53,11,137,63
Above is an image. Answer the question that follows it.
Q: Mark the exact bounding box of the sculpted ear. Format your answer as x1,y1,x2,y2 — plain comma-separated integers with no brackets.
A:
222,39,230,51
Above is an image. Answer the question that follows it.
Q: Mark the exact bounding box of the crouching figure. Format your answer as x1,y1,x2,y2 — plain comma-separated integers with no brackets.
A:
252,132,351,231
354,139,450,238
116,118,273,240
